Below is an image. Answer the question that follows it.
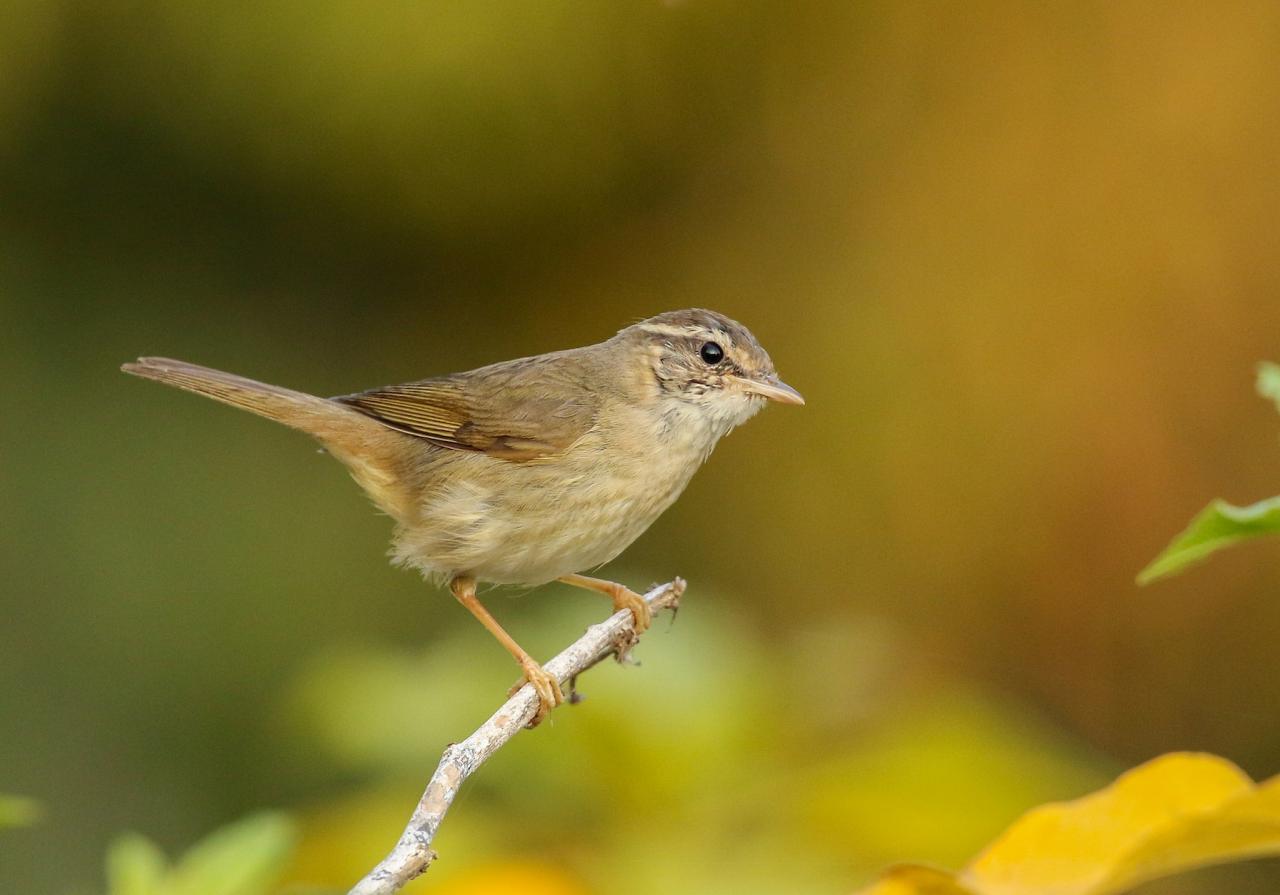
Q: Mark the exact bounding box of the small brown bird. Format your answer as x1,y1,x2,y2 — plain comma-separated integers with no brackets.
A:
123,309,802,723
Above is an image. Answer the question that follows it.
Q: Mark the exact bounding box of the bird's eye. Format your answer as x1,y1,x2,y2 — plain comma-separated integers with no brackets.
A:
699,341,724,365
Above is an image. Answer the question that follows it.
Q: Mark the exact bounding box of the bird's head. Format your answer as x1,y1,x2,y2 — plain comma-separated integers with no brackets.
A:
617,308,803,434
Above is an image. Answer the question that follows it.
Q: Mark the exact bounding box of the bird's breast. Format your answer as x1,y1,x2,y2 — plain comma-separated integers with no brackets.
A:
393,402,720,586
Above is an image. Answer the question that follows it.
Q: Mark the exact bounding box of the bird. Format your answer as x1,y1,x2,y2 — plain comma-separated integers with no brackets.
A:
122,308,803,724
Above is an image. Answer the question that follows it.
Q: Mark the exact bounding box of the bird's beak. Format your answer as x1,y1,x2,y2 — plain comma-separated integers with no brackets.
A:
731,374,805,405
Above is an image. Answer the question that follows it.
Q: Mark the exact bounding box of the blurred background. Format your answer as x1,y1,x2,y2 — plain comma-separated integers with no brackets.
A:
4,2,1280,893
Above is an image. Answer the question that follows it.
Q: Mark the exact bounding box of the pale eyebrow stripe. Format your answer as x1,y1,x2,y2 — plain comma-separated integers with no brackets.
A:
634,323,709,339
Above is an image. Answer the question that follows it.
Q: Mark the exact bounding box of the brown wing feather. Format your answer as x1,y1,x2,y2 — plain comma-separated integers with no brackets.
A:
333,353,599,462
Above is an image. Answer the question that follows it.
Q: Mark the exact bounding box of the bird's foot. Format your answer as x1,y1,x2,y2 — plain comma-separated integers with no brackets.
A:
557,574,652,633
508,658,565,727
610,585,651,634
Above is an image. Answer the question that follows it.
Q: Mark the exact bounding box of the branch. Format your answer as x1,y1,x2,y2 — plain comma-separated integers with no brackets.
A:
347,577,687,895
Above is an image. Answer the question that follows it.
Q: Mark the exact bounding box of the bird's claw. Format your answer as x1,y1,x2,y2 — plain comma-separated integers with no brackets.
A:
611,586,651,634
509,659,564,727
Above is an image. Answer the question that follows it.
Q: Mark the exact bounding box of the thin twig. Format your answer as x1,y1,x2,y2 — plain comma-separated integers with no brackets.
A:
347,577,687,895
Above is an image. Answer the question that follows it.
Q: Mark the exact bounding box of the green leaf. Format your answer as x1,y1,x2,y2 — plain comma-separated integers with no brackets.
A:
0,794,42,829
167,813,296,895
1257,361,1280,414
1137,496,1280,585
107,833,168,895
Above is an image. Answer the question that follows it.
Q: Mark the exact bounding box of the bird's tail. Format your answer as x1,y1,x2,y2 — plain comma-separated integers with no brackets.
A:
120,357,382,445
122,356,417,520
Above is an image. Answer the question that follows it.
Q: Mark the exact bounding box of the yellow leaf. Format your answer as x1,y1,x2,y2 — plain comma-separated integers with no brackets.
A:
804,689,1109,868
432,861,590,895
279,785,592,893
856,865,976,895
854,752,1280,895
961,752,1279,895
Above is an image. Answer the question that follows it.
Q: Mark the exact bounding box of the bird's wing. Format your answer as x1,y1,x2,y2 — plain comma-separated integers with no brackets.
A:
333,355,599,462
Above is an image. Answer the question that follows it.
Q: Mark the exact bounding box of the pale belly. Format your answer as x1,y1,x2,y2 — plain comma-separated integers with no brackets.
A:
380,392,762,586
389,436,705,586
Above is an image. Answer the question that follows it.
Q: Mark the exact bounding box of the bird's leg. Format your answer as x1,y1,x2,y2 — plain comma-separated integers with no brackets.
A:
558,573,651,634
449,575,564,726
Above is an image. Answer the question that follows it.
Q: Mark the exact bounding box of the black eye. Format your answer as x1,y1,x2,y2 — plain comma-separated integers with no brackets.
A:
699,341,724,365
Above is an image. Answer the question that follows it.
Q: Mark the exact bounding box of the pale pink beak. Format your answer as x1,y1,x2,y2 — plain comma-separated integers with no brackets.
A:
731,374,805,405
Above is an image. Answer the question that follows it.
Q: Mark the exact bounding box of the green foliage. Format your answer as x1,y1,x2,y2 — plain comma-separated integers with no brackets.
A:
0,794,42,829
1257,361,1280,413
1138,497,1280,585
277,597,1109,893
1139,363,1280,584
107,835,168,895
799,690,1109,867
105,813,296,895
